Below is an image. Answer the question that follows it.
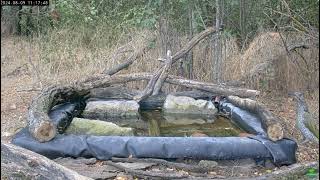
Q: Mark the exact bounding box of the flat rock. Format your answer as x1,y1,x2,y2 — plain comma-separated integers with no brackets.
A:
218,158,256,167
54,158,118,179
163,95,217,115
115,162,157,170
198,160,218,168
82,100,139,119
65,118,134,136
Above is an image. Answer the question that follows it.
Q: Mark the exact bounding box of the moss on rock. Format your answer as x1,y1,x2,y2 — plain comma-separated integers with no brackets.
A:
65,118,134,136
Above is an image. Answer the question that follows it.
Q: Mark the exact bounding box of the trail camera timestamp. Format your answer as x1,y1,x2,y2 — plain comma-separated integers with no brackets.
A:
1,0,49,6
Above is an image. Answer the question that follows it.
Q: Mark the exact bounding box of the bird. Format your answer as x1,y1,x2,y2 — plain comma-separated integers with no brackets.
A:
289,92,319,144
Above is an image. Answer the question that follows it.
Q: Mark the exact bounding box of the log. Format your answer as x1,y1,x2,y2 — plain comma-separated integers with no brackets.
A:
152,50,173,95
28,73,258,142
226,96,284,141
28,85,89,142
1,142,91,180
133,69,162,102
89,86,140,100
165,76,259,98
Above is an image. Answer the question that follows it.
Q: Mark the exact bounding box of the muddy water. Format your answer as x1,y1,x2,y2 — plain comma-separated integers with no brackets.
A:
123,110,246,137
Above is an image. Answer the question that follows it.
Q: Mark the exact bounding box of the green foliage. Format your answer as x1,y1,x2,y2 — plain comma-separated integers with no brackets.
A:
4,0,318,48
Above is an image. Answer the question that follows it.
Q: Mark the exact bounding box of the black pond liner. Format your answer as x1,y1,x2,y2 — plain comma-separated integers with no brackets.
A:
12,98,297,166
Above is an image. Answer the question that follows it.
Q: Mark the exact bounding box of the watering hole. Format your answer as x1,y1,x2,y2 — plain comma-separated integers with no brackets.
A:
89,110,246,137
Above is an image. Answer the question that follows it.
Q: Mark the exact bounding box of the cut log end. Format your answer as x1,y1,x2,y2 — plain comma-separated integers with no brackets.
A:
31,121,56,142
267,123,284,141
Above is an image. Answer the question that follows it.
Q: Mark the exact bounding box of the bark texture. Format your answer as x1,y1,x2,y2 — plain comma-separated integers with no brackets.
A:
1,142,91,180
226,95,285,141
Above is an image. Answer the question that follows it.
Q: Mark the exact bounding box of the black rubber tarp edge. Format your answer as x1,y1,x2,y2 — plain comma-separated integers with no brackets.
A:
219,99,268,136
12,127,297,166
12,99,297,166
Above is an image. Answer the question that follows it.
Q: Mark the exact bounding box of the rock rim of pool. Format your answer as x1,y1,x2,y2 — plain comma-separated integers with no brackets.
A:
82,100,140,119
163,95,218,115
65,117,134,136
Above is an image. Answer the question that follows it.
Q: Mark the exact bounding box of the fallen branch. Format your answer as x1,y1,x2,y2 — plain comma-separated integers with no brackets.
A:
152,50,173,95
1,142,91,180
171,27,216,64
288,43,310,51
133,68,163,102
166,77,259,98
226,96,284,141
103,28,216,76
104,161,189,179
104,45,150,76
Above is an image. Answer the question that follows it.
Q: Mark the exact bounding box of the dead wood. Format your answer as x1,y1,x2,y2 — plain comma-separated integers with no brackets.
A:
103,27,216,76
166,76,259,98
226,96,284,141
152,50,173,95
288,43,310,51
104,160,189,179
28,73,258,142
1,142,91,180
171,27,216,64
133,68,163,102
104,45,150,76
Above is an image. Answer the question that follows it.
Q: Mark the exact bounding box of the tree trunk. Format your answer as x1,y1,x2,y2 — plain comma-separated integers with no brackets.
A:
240,0,247,49
213,0,223,83
1,142,91,180
187,0,194,79
226,96,285,141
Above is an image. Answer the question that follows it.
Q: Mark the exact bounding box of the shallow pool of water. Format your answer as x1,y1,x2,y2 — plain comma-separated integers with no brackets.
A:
118,110,246,137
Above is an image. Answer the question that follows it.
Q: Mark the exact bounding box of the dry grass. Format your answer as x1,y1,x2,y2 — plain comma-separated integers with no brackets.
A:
2,26,318,93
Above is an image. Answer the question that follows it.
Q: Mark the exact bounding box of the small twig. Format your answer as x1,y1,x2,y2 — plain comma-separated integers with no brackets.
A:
158,58,166,62
16,87,42,92
288,44,310,51
104,161,189,179
28,43,43,89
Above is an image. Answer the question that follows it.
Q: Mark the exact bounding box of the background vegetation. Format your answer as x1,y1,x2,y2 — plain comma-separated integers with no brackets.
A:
1,0,319,94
